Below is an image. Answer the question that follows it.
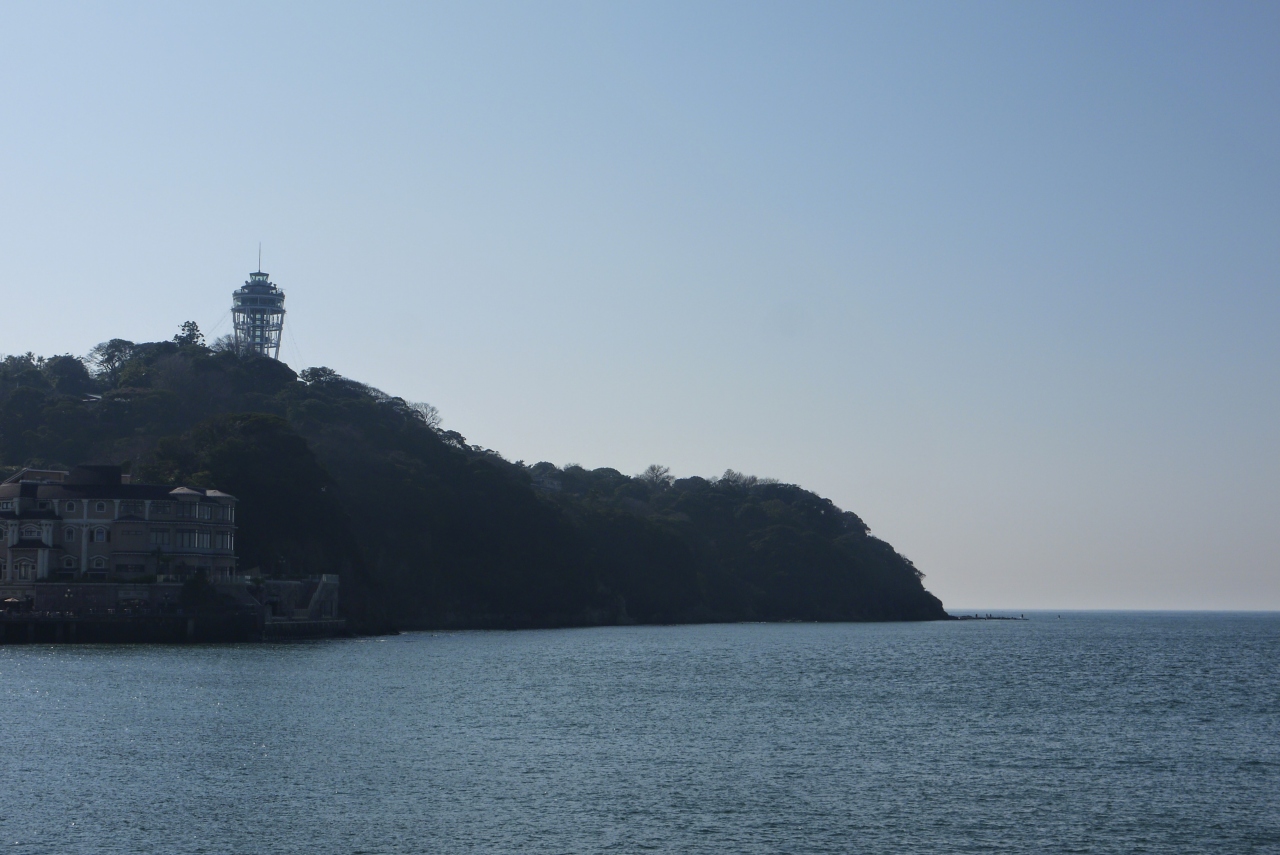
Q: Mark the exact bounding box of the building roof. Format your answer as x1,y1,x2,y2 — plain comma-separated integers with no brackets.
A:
0,468,235,502
2,469,67,485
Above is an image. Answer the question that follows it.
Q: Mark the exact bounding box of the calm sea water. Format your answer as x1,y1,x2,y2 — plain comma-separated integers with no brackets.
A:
1,613,1277,854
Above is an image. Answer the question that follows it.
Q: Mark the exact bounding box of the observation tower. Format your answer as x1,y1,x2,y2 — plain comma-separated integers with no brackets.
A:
231,268,286,359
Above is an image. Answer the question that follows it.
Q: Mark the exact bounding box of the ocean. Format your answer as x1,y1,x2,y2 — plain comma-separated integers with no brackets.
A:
1,613,1277,853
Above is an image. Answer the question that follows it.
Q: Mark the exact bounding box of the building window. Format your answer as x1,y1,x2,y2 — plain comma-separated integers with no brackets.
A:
176,503,216,520
16,561,32,580
151,502,173,515
176,530,209,549
93,528,108,543
37,501,50,510
149,530,170,546
65,501,76,512
95,502,107,513
92,557,107,570
64,527,75,542
20,525,41,540
0,501,11,510
215,532,235,550
63,557,76,569
120,501,144,517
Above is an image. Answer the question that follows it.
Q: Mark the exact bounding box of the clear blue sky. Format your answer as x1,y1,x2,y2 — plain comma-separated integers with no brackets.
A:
2,1,1277,609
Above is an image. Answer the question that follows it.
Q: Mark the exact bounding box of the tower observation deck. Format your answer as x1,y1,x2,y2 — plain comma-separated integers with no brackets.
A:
232,270,286,359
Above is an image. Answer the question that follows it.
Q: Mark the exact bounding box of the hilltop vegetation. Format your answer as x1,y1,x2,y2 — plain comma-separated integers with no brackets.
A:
0,327,948,630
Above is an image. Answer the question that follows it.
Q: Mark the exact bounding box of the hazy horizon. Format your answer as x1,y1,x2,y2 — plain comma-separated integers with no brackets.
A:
3,1,1277,610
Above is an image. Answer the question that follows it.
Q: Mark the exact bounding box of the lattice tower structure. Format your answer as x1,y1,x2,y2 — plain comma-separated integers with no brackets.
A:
231,270,286,359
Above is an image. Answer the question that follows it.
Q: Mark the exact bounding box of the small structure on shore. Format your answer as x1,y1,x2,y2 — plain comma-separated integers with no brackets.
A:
0,466,342,642
0,465,237,584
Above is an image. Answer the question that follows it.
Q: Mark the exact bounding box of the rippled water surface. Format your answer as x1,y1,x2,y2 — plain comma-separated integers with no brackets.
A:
1,613,1278,853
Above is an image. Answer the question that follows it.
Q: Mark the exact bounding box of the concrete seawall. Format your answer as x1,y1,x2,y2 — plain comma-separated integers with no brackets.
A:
0,614,346,644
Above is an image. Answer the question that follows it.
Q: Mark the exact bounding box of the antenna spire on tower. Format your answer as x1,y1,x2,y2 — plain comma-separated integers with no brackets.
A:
258,243,262,273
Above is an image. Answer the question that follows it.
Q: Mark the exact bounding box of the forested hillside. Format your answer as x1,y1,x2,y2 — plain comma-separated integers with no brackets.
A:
0,327,949,630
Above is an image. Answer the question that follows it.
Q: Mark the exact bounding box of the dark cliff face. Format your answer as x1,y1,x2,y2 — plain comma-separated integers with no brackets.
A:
0,345,949,630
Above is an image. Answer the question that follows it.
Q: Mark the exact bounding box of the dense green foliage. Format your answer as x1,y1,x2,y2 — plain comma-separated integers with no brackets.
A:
0,333,948,629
